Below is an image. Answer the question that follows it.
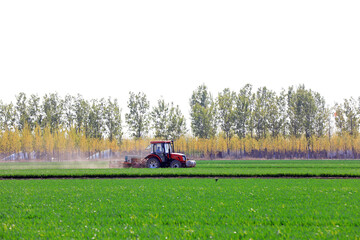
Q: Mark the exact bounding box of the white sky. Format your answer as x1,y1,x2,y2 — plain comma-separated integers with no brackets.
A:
1,0,360,122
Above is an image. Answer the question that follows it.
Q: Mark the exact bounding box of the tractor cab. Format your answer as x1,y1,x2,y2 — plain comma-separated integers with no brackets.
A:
147,140,174,162
145,140,196,168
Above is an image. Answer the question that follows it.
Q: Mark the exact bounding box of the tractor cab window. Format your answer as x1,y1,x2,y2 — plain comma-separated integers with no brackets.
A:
153,143,164,154
164,143,172,154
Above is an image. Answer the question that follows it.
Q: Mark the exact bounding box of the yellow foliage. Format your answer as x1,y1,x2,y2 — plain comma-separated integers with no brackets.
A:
42,126,54,155
244,136,259,153
66,127,77,154
229,136,240,152
244,136,252,153
176,136,187,153
0,131,9,154
33,124,43,154
4,124,360,160
54,129,66,156
353,135,360,153
217,135,227,153
10,128,21,154
277,136,286,153
258,138,265,152
322,136,331,152
109,139,118,152
342,133,352,151
311,136,319,153
331,135,341,151
79,132,88,154
209,137,217,155
21,124,33,154
299,136,307,152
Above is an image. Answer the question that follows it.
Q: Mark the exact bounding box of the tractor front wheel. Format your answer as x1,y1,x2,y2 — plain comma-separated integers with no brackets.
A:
170,160,182,168
146,158,161,168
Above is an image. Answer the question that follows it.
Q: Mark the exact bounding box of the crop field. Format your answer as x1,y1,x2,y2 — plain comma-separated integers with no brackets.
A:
1,178,360,239
1,160,360,178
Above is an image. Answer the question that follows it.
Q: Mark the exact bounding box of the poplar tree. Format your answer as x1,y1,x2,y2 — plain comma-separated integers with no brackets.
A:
42,93,63,133
253,87,274,139
313,92,329,137
151,98,187,140
0,130,7,156
21,123,33,159
74,94,89,133
66,126,77,159
234,84,253,139
126,92,150,139
217,88,236,153
104,97,123,143
54,129,66,160
15,92,29,131
166,103,187,140
43,125,54,159
287,85,305,138
33,124,43,158
151,98,169,139
301,88,317,141
9,128,21,155
268,90,287,138
28,94,42,130
87,99,104,139
63,94,75,131
343,97,359,136
190,84,217,139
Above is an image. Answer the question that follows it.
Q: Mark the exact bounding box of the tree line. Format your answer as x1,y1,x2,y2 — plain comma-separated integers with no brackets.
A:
188,84,360,158
190,84,331,154
0,92,187,159
1,84,360,160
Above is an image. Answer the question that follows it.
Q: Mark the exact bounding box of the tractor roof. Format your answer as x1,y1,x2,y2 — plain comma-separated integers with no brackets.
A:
150,140,172,144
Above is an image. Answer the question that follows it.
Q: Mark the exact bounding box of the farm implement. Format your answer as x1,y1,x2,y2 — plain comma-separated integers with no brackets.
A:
109,140,196,168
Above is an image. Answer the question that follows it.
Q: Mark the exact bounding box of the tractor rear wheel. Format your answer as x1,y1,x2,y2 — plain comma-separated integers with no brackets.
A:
146,158,161,168
170,160,182,168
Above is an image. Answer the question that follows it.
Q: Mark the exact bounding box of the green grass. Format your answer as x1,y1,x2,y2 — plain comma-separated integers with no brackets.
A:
1,160,360,178
1,178,360,239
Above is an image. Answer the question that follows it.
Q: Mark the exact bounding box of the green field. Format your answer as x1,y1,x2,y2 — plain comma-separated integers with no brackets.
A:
1,160,360,178
1,178,359,239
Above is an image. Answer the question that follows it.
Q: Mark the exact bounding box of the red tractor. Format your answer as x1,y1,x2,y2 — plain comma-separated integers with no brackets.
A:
144,140,196,168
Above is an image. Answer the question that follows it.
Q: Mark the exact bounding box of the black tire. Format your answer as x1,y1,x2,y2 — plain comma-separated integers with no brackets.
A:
146,158,161,168
170,160,182,168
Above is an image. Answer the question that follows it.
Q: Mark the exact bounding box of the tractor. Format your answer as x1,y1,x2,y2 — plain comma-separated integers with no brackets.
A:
144,140,196,168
